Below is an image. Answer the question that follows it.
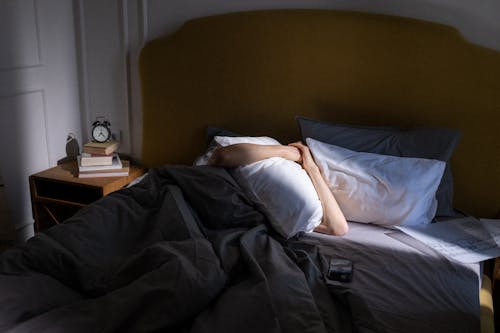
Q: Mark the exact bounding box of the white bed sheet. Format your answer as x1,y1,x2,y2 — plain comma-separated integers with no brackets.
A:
301,222,481,333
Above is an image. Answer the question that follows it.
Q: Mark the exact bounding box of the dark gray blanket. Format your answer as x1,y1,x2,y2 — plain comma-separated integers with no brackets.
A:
0,166,377,332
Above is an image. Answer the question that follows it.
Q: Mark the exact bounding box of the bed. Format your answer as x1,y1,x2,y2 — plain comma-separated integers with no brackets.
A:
1,9,500,333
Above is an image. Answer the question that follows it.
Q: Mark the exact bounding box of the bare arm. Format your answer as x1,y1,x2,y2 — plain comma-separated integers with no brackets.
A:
208,141,348,236
208,143,301,167
289,142,348,236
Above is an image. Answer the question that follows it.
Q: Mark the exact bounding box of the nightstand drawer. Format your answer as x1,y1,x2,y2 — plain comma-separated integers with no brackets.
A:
33,178,102,205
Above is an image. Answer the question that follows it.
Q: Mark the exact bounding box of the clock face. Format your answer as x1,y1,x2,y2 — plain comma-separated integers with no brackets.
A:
92,124,111,143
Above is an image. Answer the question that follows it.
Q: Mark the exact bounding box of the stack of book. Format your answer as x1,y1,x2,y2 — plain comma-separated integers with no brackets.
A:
77,141,130,178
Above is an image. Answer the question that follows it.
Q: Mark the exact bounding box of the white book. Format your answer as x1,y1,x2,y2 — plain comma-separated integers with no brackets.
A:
78,170,129,178
78,161,130,178
78,154,122,172
80,152,115,166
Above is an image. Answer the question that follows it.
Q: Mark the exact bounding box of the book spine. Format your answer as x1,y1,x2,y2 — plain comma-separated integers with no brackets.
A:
83,148,115,155
78,171,129,178
80,158,113,166
83,142,119,155
77,154,122,171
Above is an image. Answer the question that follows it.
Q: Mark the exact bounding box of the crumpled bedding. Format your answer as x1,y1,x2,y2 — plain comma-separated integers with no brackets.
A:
0,166,379,333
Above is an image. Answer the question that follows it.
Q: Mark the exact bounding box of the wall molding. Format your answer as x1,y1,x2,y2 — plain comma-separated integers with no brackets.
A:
74,0,90,143
0,65,43,98
0,88,44,105
118,0,131,154
39,89,51,167
0,64,43,73
32,0,42,65
125,0,149,160
139,0,149,43
0,0,42,70
32,1,51,166
0,90,51,169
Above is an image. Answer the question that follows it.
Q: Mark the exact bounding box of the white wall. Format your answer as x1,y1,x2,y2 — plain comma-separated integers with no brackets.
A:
74,0,132,154
0,0,81,242
145,0,500,50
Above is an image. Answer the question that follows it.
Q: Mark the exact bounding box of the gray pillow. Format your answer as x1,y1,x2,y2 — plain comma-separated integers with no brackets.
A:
205,126,240,145
296,116,461,217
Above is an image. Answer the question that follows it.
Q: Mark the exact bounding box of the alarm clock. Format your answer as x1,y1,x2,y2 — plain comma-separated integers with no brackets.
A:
91,119,112,143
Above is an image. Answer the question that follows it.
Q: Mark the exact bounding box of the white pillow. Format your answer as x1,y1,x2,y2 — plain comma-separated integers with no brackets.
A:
306,138,446,227
199,136,323,238
194,136,280,166
214,135,281,147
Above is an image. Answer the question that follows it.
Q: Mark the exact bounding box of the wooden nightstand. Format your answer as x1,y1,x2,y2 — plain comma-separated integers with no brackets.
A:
29,160,145,232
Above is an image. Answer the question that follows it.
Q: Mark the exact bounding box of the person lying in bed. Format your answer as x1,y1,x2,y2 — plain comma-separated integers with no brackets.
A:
208,141,349,236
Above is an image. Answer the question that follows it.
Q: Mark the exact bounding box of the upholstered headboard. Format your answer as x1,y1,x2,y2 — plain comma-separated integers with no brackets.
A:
139,9,500,218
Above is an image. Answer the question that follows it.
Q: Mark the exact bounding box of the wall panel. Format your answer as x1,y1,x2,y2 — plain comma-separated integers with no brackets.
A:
0,0,81,241
0,92,49,237
75,0,131,154
0,0,41,69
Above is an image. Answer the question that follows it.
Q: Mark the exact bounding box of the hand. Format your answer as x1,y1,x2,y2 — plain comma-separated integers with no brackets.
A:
290,142,349,236
288,141,318,173
280,145,302,162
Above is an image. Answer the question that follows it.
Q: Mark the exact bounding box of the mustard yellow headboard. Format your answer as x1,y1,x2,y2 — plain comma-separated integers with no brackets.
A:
139,9,500,218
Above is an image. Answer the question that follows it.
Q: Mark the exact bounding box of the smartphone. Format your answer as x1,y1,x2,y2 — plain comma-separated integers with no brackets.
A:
328,258,353,282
